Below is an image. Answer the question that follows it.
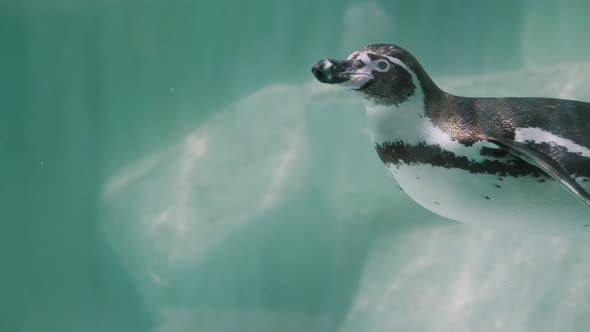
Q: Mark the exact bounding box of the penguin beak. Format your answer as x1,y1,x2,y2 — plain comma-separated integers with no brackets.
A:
311,58,373,89
311,59,352,84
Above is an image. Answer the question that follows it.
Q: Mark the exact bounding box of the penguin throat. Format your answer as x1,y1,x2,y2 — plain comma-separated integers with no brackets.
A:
363,85,427,145
363,85,426,116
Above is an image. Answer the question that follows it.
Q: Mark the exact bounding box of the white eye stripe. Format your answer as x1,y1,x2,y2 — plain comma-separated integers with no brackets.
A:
347,51,411,73
383,55,410,72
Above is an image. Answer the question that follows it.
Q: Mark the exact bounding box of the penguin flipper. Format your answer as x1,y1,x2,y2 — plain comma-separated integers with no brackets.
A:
488,137,590,208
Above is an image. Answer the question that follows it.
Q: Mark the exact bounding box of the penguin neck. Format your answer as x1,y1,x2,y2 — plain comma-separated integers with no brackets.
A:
362,76,447,117
361,55,460,146
409,61,446,99
363,83,426,145
363,77,454,147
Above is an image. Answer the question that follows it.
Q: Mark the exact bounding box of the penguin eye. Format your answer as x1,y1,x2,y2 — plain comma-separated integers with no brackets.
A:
375,60,390,72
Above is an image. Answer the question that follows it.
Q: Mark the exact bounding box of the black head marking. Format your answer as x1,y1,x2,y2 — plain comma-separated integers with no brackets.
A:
357,52,416,106
367,53,381,61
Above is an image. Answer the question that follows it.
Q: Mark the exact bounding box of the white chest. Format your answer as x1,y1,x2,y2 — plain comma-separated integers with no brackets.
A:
390,163,590,235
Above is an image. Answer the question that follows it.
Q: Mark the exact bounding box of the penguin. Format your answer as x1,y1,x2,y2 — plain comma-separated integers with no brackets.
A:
311,44,590,234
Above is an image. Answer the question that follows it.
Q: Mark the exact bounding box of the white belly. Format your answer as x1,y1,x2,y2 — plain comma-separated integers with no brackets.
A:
390,164,590,236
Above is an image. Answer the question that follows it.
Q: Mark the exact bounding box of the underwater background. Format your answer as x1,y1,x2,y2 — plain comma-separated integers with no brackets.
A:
3,0,590,331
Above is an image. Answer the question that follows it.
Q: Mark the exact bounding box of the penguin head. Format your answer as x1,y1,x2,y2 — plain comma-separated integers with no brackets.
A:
312,44,437,106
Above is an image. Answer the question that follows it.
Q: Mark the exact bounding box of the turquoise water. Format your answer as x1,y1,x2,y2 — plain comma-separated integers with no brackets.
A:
3,1,590,331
